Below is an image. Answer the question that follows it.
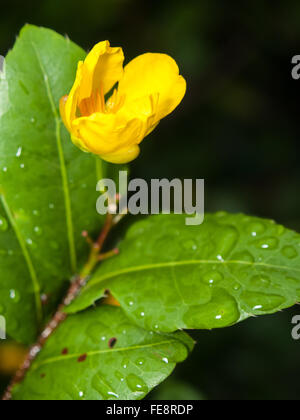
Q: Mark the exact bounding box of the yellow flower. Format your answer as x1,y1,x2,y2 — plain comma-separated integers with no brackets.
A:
60,41,186,164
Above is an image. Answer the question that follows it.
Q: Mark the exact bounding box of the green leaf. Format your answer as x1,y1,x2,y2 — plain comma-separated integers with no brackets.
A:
12,305,194,400
67,213,300,332
0,25,110,343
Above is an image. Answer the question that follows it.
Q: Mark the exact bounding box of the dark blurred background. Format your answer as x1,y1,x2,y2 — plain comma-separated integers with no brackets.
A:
1,0,300,400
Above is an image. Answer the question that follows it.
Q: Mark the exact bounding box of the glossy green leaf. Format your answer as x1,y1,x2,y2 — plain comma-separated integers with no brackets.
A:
12,306,194,400
0,25,110,343
67,213,300,332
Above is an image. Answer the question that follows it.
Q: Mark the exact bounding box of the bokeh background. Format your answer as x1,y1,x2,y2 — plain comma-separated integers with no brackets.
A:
1,0,300,400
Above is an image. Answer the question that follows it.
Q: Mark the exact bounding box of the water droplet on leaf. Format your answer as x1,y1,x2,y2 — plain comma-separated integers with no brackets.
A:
34,226,42,236
0,216,8,231
9,289,20,303
281,246,298,259
246,221,267,237
251,275,271,288
202,270,224,286
126,374,148,394
16,147,22,157
241,291,285,312
255,237,279,250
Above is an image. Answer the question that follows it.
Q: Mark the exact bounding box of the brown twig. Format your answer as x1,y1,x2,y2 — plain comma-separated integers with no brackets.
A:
2,213,116,401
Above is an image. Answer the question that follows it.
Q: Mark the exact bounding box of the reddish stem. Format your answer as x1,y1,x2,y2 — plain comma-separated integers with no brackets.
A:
2,214,115,401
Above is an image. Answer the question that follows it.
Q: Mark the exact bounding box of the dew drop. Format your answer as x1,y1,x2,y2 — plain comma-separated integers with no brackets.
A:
16,147,22,157
9,289,20,303
202,270,224,286
86,322,107,344
126,298,134,307
241,291,285,312
122,358,129,369
0,216,8,232
215,225,239,259
233,283,241,291
126,374,148,394
246,221,266,237
107,391,119,399
281,246,298,259
2,167,7,173
92,374,118,399
26,238,37,249
182,239,198,251
251,275,271,288
255,237,279,250
162,357,169,364
183,288,240,328
115,371,125,382
34,226,42,236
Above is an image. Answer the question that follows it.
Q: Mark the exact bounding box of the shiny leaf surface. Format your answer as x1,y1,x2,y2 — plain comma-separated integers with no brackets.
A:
68,213,300,332
13,306,194,400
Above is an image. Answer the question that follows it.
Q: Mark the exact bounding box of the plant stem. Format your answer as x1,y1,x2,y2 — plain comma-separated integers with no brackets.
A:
2,213,116,401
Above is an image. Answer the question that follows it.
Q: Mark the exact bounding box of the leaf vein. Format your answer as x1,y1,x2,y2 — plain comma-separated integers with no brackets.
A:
0,194,42,324
31,42,77,273
86,259,300,291
32,339,178,371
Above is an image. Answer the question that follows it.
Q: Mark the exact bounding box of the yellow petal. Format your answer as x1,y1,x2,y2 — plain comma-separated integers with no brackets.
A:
116,93,160,140
101,144,140,164
118,53,186,124
60,61,83,131
79,41,124,101
72,112,145,156
71,134,91,153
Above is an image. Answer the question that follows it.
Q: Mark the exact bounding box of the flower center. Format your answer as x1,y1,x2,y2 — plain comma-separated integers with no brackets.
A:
78,83,125,117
